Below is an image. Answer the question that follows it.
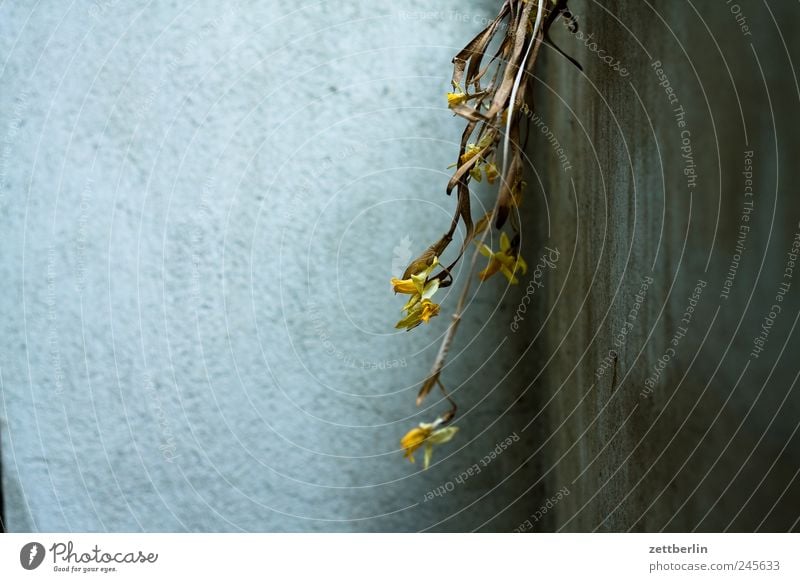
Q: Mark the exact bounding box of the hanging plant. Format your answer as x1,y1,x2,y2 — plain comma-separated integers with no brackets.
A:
394,0,579,469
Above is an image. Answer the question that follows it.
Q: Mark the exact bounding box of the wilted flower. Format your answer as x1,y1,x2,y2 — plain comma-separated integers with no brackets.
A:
477,231,527,284
401,422,459,469
391,257,438,296
447,91,468,107
392,257,442,329
396,297,440,330
391,0,548,469
400,424,431,461
484,162,500,184
461,143,481,164
460,133,494,164
470,165,483,182
390,277,417,294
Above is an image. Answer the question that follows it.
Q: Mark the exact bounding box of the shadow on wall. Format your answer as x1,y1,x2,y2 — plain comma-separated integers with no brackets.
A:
529,0,800,532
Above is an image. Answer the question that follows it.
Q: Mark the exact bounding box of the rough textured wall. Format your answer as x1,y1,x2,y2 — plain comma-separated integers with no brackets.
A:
531,0,800,531
0,0,545,532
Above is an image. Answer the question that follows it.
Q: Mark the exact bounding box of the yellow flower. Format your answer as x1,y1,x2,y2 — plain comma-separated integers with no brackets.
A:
393,257,442,329
461,143,482,164
484,162,499,184
391,271,428,296
391,257,439,295
400,424,432,462
477,231,527,284
419,299,440,323
509,178,525,207
396,297,440,330
401,423,459,469
447,92,468,107
469,164,483,182
460,133,494,164
390,277,417,294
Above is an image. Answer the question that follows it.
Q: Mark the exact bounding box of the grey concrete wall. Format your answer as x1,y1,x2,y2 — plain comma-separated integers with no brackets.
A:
529,0,800,531
0,0,544,532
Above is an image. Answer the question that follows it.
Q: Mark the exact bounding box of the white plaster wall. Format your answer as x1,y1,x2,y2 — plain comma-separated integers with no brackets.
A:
0,1,543,531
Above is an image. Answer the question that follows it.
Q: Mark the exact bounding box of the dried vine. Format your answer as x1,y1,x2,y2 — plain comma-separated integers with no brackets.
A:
394,0,575,468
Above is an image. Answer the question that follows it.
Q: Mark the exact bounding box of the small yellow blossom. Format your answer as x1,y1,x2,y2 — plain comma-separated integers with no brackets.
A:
419,299,440,323
460,133,494,164
484,162,499,184
401,423,459,469
477,231,528,284
447,92,468,108
391,257,439,295
401,276,439,310
461,143,482,164
396,297,440,330
392,257,442,329
469,165,483,182
390,277,417,294
400,424,432,462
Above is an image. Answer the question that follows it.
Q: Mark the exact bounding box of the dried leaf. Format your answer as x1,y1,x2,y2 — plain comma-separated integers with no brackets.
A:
401,234,451,280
